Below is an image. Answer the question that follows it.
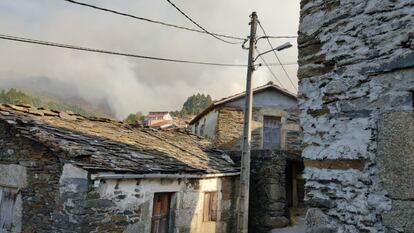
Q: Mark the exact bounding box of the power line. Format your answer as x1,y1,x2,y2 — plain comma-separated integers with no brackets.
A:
267,62,297,66
164,0,241,44
0,33,298,67
259,35,298,39
0,34,246,67
63,0,245,42
256,49,284,88
258,21,298,91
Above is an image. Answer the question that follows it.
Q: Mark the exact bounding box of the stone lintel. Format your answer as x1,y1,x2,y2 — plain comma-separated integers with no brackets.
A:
304,159,366,170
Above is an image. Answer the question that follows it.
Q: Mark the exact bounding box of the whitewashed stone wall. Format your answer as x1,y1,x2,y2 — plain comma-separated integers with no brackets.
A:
85,176,238,233
298,0,414,232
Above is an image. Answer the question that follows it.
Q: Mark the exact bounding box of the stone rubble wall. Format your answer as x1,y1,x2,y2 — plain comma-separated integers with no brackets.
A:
214,107,244,150
0,122,71,232
215,106,302,152
298,0,414,232
229,150,301,233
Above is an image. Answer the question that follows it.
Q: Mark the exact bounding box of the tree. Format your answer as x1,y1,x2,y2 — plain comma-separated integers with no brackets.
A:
169,110,181,117
180,93,212,116
1,88,32,105
136,112,145,121
0,90,6,103
0,88,96,117
124,114,138,125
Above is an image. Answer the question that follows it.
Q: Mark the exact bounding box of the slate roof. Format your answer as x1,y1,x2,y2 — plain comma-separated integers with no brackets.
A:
0,104,237,174
189,81,297,124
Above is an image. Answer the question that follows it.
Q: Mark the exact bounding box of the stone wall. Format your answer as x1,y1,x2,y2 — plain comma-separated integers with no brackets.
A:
377,112,414,232
0,120,239,233
215,106,301,151
215,107,244,150
83,176,238,233
298,0,414,232
230,150,302,233
0,122,69,232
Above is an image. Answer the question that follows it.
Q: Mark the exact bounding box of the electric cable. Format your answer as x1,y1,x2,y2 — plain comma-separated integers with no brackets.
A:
258,21,298,90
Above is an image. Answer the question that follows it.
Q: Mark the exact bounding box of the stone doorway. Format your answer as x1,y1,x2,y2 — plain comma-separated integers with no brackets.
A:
285,160,305,223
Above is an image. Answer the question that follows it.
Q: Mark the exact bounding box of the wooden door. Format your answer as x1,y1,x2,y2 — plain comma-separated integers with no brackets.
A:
151,193,171,233
263,116,281,149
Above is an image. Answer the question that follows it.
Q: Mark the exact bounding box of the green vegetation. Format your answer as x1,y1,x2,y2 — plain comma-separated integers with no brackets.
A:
124,112,144,125
177,93,212,116
0,88,32,105
0,88,92,116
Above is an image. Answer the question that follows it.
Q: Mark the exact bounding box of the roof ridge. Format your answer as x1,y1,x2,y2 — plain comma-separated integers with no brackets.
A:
189,82,297,124
0,103,122,124
212,82,296,103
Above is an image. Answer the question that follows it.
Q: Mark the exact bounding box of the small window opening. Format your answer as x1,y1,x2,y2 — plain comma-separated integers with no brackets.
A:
203,192,218,222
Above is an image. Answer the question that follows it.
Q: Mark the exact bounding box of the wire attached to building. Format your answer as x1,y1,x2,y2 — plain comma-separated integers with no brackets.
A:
258,21,298,91
256,48,285,88
164,0,242,44
63,0,245,42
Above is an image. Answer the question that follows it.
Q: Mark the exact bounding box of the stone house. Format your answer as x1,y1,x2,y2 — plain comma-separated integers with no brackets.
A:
0,104,239,233
189,81,301,151
190,82,305,232
298,1,414,232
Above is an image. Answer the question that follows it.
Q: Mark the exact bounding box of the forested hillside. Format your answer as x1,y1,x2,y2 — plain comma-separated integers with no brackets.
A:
0,88,101,117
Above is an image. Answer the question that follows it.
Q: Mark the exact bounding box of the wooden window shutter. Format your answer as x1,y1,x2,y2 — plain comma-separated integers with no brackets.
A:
210,192,217,221
203,192,218,222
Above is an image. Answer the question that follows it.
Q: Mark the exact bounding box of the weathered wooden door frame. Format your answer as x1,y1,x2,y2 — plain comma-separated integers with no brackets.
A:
150,192,176,233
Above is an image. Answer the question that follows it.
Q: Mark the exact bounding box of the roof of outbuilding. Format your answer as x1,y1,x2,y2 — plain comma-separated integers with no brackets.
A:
0,104,237,175
189,82,297,125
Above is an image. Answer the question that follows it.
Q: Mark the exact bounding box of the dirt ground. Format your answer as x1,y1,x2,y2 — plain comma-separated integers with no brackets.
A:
269,217,305,233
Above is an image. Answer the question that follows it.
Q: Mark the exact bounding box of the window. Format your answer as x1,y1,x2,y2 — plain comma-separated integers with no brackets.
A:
0,187,18,231
151,193,173,233
203,192,218,222
263,116,281,149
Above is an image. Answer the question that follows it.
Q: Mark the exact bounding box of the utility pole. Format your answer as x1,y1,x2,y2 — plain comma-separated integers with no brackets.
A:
237,11,258,233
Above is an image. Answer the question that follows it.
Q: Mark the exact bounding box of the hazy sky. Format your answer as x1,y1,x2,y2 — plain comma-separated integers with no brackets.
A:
0,0,300,118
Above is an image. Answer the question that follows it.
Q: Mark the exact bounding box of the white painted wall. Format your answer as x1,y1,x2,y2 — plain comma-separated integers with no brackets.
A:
191,110,219,140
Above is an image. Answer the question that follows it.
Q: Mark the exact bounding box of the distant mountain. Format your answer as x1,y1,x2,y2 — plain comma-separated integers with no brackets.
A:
0,88,114,118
